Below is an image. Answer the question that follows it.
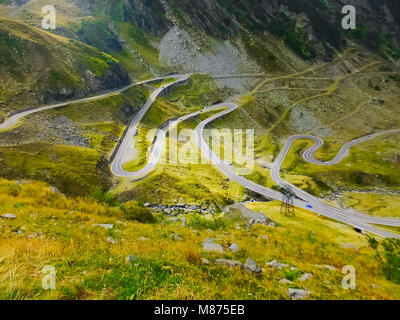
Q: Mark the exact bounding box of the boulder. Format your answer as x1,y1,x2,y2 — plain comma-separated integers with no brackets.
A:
299,273,313,281
229,243,239,253
106,236,116,244
126,254,138,264
215,259,242,268
202,238,224,253
1,213,17,219
266,260,290,270
92,223,114,230
279,278,294,284
49,186,61,194
287,288,310,300
223,203,276,227
243,258,262,274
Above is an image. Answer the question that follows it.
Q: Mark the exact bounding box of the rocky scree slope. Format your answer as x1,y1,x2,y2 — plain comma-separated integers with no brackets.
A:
67,0,400,61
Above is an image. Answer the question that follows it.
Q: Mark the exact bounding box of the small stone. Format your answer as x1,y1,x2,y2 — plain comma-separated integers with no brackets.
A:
288,288,310,300
243,258,262,274
215,259,242,268
315,264,337,271
126,254,138,264
341,243,357,250
49,186,61,194
202,258,210,265
203,242,224,253
92,223,114,230
1,213,16,219
202,238,224,253
279,278,294,284
266,260,290,270
28,232,42,239
171,233,183,241
138,236,148,241
229,243,239,253
106,236,116,244
299,273,313,281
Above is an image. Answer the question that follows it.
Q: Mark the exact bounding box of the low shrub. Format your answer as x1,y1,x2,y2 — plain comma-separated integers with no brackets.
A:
187,214,228,231
121,202,155,223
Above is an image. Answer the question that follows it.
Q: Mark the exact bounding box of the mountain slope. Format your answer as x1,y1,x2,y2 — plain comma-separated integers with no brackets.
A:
0,18,130,118
68,0,400,61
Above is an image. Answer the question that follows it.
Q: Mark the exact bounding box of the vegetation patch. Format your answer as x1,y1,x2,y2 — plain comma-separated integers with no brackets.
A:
0,180,398,299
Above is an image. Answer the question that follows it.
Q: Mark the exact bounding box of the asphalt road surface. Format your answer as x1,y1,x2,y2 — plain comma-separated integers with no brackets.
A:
110,75,190,177
193,102,400,238
2,73,399,238
0,77,167,131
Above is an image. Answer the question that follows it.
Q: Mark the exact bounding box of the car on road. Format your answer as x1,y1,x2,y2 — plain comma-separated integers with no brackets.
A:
306,204,313,209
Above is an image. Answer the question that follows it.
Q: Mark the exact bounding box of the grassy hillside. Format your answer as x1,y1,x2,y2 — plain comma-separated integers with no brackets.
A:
209,49,400,198
0,178,399,300
0,18,129,118
0,84,149,197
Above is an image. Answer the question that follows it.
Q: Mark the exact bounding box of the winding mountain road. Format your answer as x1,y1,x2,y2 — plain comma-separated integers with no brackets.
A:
270,132,400,228
2,72,399,238
110,75,190,177
192,102,400,238
106,77,400,237
0,77,167,131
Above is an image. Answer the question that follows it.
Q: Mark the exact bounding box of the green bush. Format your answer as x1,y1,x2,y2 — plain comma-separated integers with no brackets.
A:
121,202,155,223
7,183,20,197
187,214,227,231
284,269,303,282
381,239,400,284
91,188,120,207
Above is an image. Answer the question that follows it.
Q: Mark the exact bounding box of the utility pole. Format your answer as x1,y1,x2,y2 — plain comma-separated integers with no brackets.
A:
279,184,296,216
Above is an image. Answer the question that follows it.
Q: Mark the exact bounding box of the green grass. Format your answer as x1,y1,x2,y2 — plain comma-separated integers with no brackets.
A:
281,136,400,192
122,127,150,172
0,179,399,300
342,193,400,218
187,213,228,231
117,22,168,75
0,18,128,113
57,85,148,125
84,57,110,77
0,142,110,196
162,74,234,110
116,161,246,208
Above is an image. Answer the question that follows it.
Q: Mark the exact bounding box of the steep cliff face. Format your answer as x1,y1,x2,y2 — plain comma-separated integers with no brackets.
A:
163,0,400,58
3,0,400,62
72,0,172,36
75,0,400,61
